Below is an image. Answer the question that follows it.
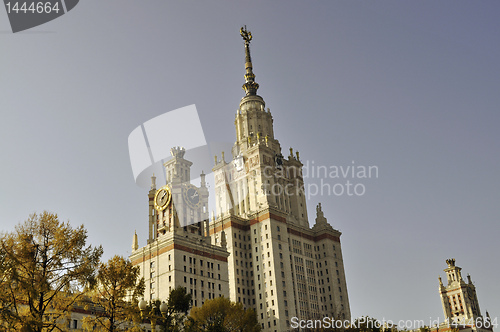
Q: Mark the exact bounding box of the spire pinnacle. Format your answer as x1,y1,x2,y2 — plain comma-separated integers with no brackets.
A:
240,26,259,96
132,231,138,251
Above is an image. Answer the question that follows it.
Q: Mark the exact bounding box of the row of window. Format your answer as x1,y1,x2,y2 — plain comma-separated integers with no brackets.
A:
183,255,221,270
182,276,221,290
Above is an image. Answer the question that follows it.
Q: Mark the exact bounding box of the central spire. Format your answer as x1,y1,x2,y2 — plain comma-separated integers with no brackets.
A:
240,26,259,96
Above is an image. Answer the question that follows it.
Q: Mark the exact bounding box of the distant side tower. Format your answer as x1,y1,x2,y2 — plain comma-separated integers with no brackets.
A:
439,259,484,326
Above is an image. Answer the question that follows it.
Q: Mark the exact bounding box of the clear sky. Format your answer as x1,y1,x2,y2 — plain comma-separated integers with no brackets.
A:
1,0,499,325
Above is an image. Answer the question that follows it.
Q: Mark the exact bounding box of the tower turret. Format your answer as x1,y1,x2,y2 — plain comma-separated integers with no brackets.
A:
147,175,157,243
439,259,484,325
132,231,138,251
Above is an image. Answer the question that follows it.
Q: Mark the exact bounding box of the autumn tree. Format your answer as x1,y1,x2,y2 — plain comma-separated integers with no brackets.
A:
0,247,17,330
185,296,260,332
82,255,145,332
139,286,192,332
0,211,103,332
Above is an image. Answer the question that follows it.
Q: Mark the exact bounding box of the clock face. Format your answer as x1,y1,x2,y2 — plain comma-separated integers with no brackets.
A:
154,186,171,211
183,184,201,209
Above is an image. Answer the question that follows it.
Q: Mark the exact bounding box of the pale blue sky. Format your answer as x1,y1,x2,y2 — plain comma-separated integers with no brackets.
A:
1,0,499,325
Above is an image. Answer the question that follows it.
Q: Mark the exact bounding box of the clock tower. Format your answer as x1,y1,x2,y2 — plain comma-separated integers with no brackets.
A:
132,27,351,331
131,147,229,303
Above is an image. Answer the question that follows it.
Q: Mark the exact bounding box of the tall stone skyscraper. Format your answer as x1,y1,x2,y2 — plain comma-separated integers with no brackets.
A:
131,27,351,332
209,27,351,331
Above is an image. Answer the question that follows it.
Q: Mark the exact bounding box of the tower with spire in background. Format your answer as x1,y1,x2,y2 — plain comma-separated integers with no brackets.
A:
439,259,487,326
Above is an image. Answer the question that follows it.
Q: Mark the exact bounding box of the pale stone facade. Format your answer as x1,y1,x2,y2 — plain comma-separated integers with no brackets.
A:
130,28,351,332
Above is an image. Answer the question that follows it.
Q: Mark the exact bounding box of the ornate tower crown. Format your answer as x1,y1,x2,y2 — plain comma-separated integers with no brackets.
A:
170,146,186,159
240,26,259,96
